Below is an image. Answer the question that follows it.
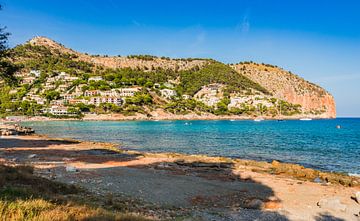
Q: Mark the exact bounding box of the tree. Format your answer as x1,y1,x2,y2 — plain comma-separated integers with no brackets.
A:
0,4,17,83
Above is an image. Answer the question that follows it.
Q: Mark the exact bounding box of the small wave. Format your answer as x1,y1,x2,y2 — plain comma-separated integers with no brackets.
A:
348,173,360,177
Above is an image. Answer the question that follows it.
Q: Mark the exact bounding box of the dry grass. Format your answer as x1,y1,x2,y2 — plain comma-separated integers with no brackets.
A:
0,164,151,221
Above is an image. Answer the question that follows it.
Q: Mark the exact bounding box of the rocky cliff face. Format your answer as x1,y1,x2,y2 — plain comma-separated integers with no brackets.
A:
29,37,208,71
231,63,336,118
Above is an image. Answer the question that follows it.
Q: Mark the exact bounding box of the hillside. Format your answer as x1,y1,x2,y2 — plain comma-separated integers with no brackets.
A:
0,36,336,119
231,62,336,118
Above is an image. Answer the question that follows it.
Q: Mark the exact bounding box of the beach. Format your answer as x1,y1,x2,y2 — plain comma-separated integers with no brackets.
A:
1,133,359,220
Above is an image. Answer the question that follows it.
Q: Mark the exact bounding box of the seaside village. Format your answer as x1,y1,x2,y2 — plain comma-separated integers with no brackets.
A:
9,69,278,117
11,69,182,117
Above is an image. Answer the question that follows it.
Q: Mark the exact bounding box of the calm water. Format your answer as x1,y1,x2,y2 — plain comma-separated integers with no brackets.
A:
21,118,360,175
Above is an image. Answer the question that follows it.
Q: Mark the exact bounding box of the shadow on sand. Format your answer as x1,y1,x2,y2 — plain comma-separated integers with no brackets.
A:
0,137,353,220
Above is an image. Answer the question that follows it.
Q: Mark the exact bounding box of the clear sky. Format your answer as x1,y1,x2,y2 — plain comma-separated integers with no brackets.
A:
1,0,359,116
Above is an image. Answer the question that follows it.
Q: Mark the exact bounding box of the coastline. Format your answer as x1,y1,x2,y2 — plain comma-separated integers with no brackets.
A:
1,133,360,220
0,112,336,123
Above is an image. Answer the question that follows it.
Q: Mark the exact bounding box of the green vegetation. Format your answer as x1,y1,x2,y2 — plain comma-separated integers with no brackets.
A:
12,44,93,75
164,99,213,115
179,62,269,96
0,164,150,221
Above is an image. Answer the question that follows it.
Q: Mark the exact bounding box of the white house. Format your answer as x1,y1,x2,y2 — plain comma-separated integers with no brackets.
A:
182,94,191,100
160,89,177,99
30,70,41,77
46,105,70,116
84,90,100,97
88,76,103,81
118,87,140,97
89,97,123,106
22,76,36,84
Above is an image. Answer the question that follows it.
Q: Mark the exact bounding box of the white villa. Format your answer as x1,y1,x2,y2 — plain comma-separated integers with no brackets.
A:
46,105,70,116
30,70,41,77
84,90,100,97
182,94,191,100
89,97,123,106
118,87,141,97
22,76,36,84
160,89,177,99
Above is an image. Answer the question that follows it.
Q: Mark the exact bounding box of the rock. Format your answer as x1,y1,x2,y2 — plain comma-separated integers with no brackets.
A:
317,198,347,212
314,177,322,183
65,166,78,172
354,191,360,204
245,199,264,209
27,154,37,159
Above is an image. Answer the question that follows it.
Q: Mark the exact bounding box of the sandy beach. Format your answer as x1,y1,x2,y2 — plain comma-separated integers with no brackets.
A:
0,133,359,220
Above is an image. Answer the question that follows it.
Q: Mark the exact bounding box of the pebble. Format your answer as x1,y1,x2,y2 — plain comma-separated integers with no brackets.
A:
65,166,78,172
245,199,264,209
27,154,37,159
355,191,360,204
317,197,347,212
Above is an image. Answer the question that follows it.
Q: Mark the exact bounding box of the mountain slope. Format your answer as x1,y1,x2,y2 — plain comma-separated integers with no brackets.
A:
231,62,336,118
1,36,336,119
28,36,208,71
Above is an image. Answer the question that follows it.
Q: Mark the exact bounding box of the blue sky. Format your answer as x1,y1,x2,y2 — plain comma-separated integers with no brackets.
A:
1,0,359,116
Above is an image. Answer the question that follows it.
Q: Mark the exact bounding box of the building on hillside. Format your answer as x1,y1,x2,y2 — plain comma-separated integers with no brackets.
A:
30,70,41,77
57,84,69,92
44,83,55,90
46,77,56,83
46,105,69,116
206,97,220,106
67,99,88,105
164,82,175,88
55,72,69,80
22,76,36,84
84,90,100,97
62,93,81,101
182,94,191,100
160,89,177,99
89,97,123,106
118,87,141,97
153,83,161,89
88,76,103,81
22,95,46,105
50,100,65,105
100,90,118,97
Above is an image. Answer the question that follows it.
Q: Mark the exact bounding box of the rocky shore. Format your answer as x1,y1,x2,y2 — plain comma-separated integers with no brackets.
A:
0,133,359,220
0,124,35,136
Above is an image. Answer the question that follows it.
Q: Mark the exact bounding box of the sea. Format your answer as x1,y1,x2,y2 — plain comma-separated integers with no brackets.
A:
21,118,360,175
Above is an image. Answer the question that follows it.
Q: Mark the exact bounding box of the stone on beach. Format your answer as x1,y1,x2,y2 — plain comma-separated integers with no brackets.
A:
317,198,347,212
65,166,78,173
354,191,360,204
245,199,264,209
27,154,37,159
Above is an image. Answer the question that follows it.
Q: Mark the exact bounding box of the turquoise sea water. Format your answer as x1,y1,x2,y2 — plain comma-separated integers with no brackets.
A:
21,118,360,175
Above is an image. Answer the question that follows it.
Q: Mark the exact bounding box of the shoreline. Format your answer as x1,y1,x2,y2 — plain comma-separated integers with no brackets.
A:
4,118,357,177
2,132,359,186
1,133,360,220
0,112,337,122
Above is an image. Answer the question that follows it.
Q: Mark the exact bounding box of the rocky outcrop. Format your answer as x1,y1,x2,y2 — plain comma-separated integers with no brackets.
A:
231,63,336,118
29,36,208,71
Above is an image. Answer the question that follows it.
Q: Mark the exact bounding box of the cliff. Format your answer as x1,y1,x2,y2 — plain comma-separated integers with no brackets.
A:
231,62,336,118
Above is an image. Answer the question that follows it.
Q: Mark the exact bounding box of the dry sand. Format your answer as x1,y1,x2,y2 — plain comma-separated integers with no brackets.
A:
0,134,359,220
